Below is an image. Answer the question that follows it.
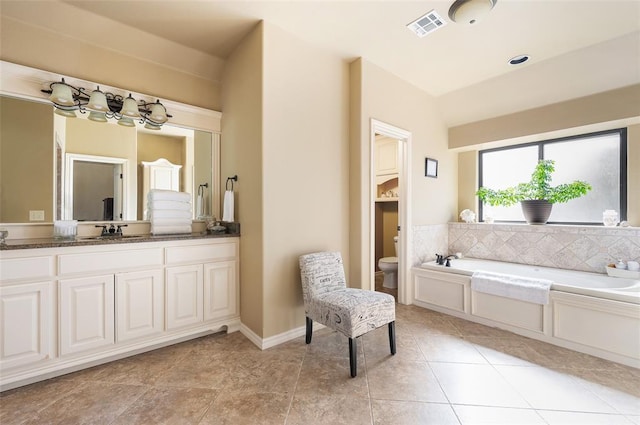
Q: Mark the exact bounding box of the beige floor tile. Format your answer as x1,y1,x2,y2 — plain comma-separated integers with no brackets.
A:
570,368,640,415
295,355,369,398
23,382,147,425
453,405,546,424
112,386,218,425
0,379,84,425
416,334,488,364
362,327,424,362
627,415,640,424
153,356,237,390
495,365,618,413
430,362,529,408
537,410,635,424
466,336,544,367
199,391,291,425
286,394,372,425
371,400,459,425
367,357,448,403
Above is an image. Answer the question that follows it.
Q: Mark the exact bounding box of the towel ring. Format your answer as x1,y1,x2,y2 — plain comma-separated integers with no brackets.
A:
226,175,238,191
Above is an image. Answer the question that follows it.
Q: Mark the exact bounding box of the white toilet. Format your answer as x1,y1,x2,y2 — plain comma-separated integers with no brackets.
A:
378,236,398,289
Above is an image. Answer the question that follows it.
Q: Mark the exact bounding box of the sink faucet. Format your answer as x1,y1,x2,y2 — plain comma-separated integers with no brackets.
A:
95,223,128,237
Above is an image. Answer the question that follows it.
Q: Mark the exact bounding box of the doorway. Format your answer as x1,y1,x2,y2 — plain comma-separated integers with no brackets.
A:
370,119,412,305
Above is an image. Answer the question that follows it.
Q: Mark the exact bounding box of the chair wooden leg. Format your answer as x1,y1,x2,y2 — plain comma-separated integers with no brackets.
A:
349,337,357,377
305,317,313,344
388,321,396,355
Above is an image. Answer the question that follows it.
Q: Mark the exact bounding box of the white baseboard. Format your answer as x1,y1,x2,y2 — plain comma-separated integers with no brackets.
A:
240,322,325,350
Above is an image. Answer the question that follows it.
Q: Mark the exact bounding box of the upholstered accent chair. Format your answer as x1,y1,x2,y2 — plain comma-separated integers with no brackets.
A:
299,251,396,377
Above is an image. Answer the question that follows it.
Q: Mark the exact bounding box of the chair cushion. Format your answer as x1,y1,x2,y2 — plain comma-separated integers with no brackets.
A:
308,288,395,338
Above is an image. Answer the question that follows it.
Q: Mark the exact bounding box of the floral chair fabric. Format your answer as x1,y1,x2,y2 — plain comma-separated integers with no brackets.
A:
299,251,396,377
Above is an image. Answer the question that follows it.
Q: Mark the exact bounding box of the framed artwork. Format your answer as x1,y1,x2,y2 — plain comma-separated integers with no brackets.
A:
425,157,438,178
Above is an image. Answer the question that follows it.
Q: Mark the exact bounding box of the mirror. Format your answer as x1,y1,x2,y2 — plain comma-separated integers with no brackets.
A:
0,94,216,223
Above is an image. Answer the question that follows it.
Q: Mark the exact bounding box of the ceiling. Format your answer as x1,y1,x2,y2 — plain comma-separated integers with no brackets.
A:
3,0,640,125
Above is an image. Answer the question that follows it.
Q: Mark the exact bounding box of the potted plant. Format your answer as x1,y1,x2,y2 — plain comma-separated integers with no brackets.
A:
476,159,592,224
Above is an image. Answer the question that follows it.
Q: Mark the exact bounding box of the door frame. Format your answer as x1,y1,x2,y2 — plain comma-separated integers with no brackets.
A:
370,119,412,305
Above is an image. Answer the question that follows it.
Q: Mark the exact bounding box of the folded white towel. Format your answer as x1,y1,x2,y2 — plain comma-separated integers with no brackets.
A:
223,190,234,222
148,209,192,220
147,200,192,211
148,189,191,203
150,217,192,226
150,224,192,235
471,270,553,305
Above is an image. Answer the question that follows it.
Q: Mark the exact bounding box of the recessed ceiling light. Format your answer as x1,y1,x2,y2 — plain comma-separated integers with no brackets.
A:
407,10,447,37
509,54,530,65
449,0,498,25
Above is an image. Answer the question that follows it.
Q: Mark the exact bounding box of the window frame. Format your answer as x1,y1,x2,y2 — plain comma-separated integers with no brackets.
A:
478,128,627,225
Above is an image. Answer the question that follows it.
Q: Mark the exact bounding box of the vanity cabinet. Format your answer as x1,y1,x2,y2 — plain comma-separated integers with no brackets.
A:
0,281,52,370
166,264,204,330
115,269,164,342
59,275,115,355
0,236,240,391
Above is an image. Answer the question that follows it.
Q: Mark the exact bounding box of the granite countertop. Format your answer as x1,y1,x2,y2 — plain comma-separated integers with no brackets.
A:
1,231,240,251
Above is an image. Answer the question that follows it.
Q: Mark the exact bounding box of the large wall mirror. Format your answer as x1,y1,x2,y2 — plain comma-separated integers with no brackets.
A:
0,61,221,225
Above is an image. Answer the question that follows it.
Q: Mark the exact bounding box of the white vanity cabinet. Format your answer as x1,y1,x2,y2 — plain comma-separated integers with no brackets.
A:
115,269,164,342
59,274,115,355
0,281,52,370
0,236,240,391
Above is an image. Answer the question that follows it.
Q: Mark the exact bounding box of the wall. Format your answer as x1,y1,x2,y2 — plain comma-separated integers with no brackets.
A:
0,96,53,222
221,22,264,337
261,22,350,338
350,58,457,290
0,2,222,111
449,223,640,274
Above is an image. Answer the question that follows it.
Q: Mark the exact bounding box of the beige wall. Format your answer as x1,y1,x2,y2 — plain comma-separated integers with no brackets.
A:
0,96,53,222
261,22,350,338
0,6,221,111
454,87,640,226
350,58,457,289
221,23,265,337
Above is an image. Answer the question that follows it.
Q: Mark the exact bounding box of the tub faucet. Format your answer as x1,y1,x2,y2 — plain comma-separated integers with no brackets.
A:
435,254,445,265
444,255,456,267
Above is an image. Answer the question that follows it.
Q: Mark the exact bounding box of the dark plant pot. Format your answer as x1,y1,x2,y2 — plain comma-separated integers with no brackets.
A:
521,200,553,225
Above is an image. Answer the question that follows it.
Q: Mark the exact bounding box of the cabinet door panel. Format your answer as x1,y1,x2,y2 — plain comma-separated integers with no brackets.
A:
116,269,164,342
0,282,51,369
166,265,203,330
60,275,115,355
204,261,237,321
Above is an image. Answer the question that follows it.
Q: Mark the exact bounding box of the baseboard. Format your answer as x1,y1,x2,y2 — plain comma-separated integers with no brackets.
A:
240,322,325,350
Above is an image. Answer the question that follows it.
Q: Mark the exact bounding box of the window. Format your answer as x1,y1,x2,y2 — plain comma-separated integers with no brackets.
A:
478,129,627,224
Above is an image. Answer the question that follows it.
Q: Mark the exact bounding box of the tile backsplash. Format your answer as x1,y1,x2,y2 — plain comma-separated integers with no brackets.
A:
411,224,449,266
448,223,640,274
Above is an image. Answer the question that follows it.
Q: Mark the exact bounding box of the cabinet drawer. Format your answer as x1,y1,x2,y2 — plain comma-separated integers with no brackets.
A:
165,242,236,265
58,248,164,275
0,257,54,281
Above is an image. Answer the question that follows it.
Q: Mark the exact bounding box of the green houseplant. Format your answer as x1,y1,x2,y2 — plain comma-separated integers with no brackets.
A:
476,159,592,224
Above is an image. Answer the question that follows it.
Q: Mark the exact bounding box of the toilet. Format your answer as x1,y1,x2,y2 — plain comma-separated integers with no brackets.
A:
378,236,398,289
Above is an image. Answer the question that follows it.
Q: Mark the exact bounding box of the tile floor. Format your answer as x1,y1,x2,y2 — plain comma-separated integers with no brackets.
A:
1,304,639,425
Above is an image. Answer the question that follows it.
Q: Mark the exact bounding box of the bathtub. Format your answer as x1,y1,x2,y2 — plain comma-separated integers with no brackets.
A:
412,258,640,368
420,258,640,305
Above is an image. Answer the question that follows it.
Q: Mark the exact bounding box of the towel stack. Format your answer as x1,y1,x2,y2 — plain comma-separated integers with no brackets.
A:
147,190,192,235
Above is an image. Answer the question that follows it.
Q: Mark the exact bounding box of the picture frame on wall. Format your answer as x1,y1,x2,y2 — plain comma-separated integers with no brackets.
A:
425,158,438,178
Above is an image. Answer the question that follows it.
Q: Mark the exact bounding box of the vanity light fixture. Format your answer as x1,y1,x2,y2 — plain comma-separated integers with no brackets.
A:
42,78,171,128
448,0,497,24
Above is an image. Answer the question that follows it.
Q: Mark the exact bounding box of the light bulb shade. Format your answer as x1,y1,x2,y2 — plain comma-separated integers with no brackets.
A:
87,88,109,112
149,101,168,124
88,111,107,123
449,0,497,24
118,117,136,127
144,121,162,131
120,95,141,118
54,107,77,118
49,81,75,106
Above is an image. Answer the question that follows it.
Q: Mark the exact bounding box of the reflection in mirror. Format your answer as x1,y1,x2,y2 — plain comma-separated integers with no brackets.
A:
0,94,215,224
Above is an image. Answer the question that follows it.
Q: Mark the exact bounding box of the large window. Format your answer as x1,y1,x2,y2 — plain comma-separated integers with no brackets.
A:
479,129,627,224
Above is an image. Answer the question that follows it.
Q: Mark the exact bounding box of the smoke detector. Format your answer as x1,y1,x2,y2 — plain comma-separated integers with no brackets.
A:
407,10,447,37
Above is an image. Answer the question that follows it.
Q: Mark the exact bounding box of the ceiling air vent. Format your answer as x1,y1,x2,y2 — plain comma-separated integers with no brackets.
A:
407,10,447,37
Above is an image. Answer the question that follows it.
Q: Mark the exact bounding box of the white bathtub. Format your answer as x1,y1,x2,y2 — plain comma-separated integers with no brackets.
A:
420,258,640,305
412,258,640,368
